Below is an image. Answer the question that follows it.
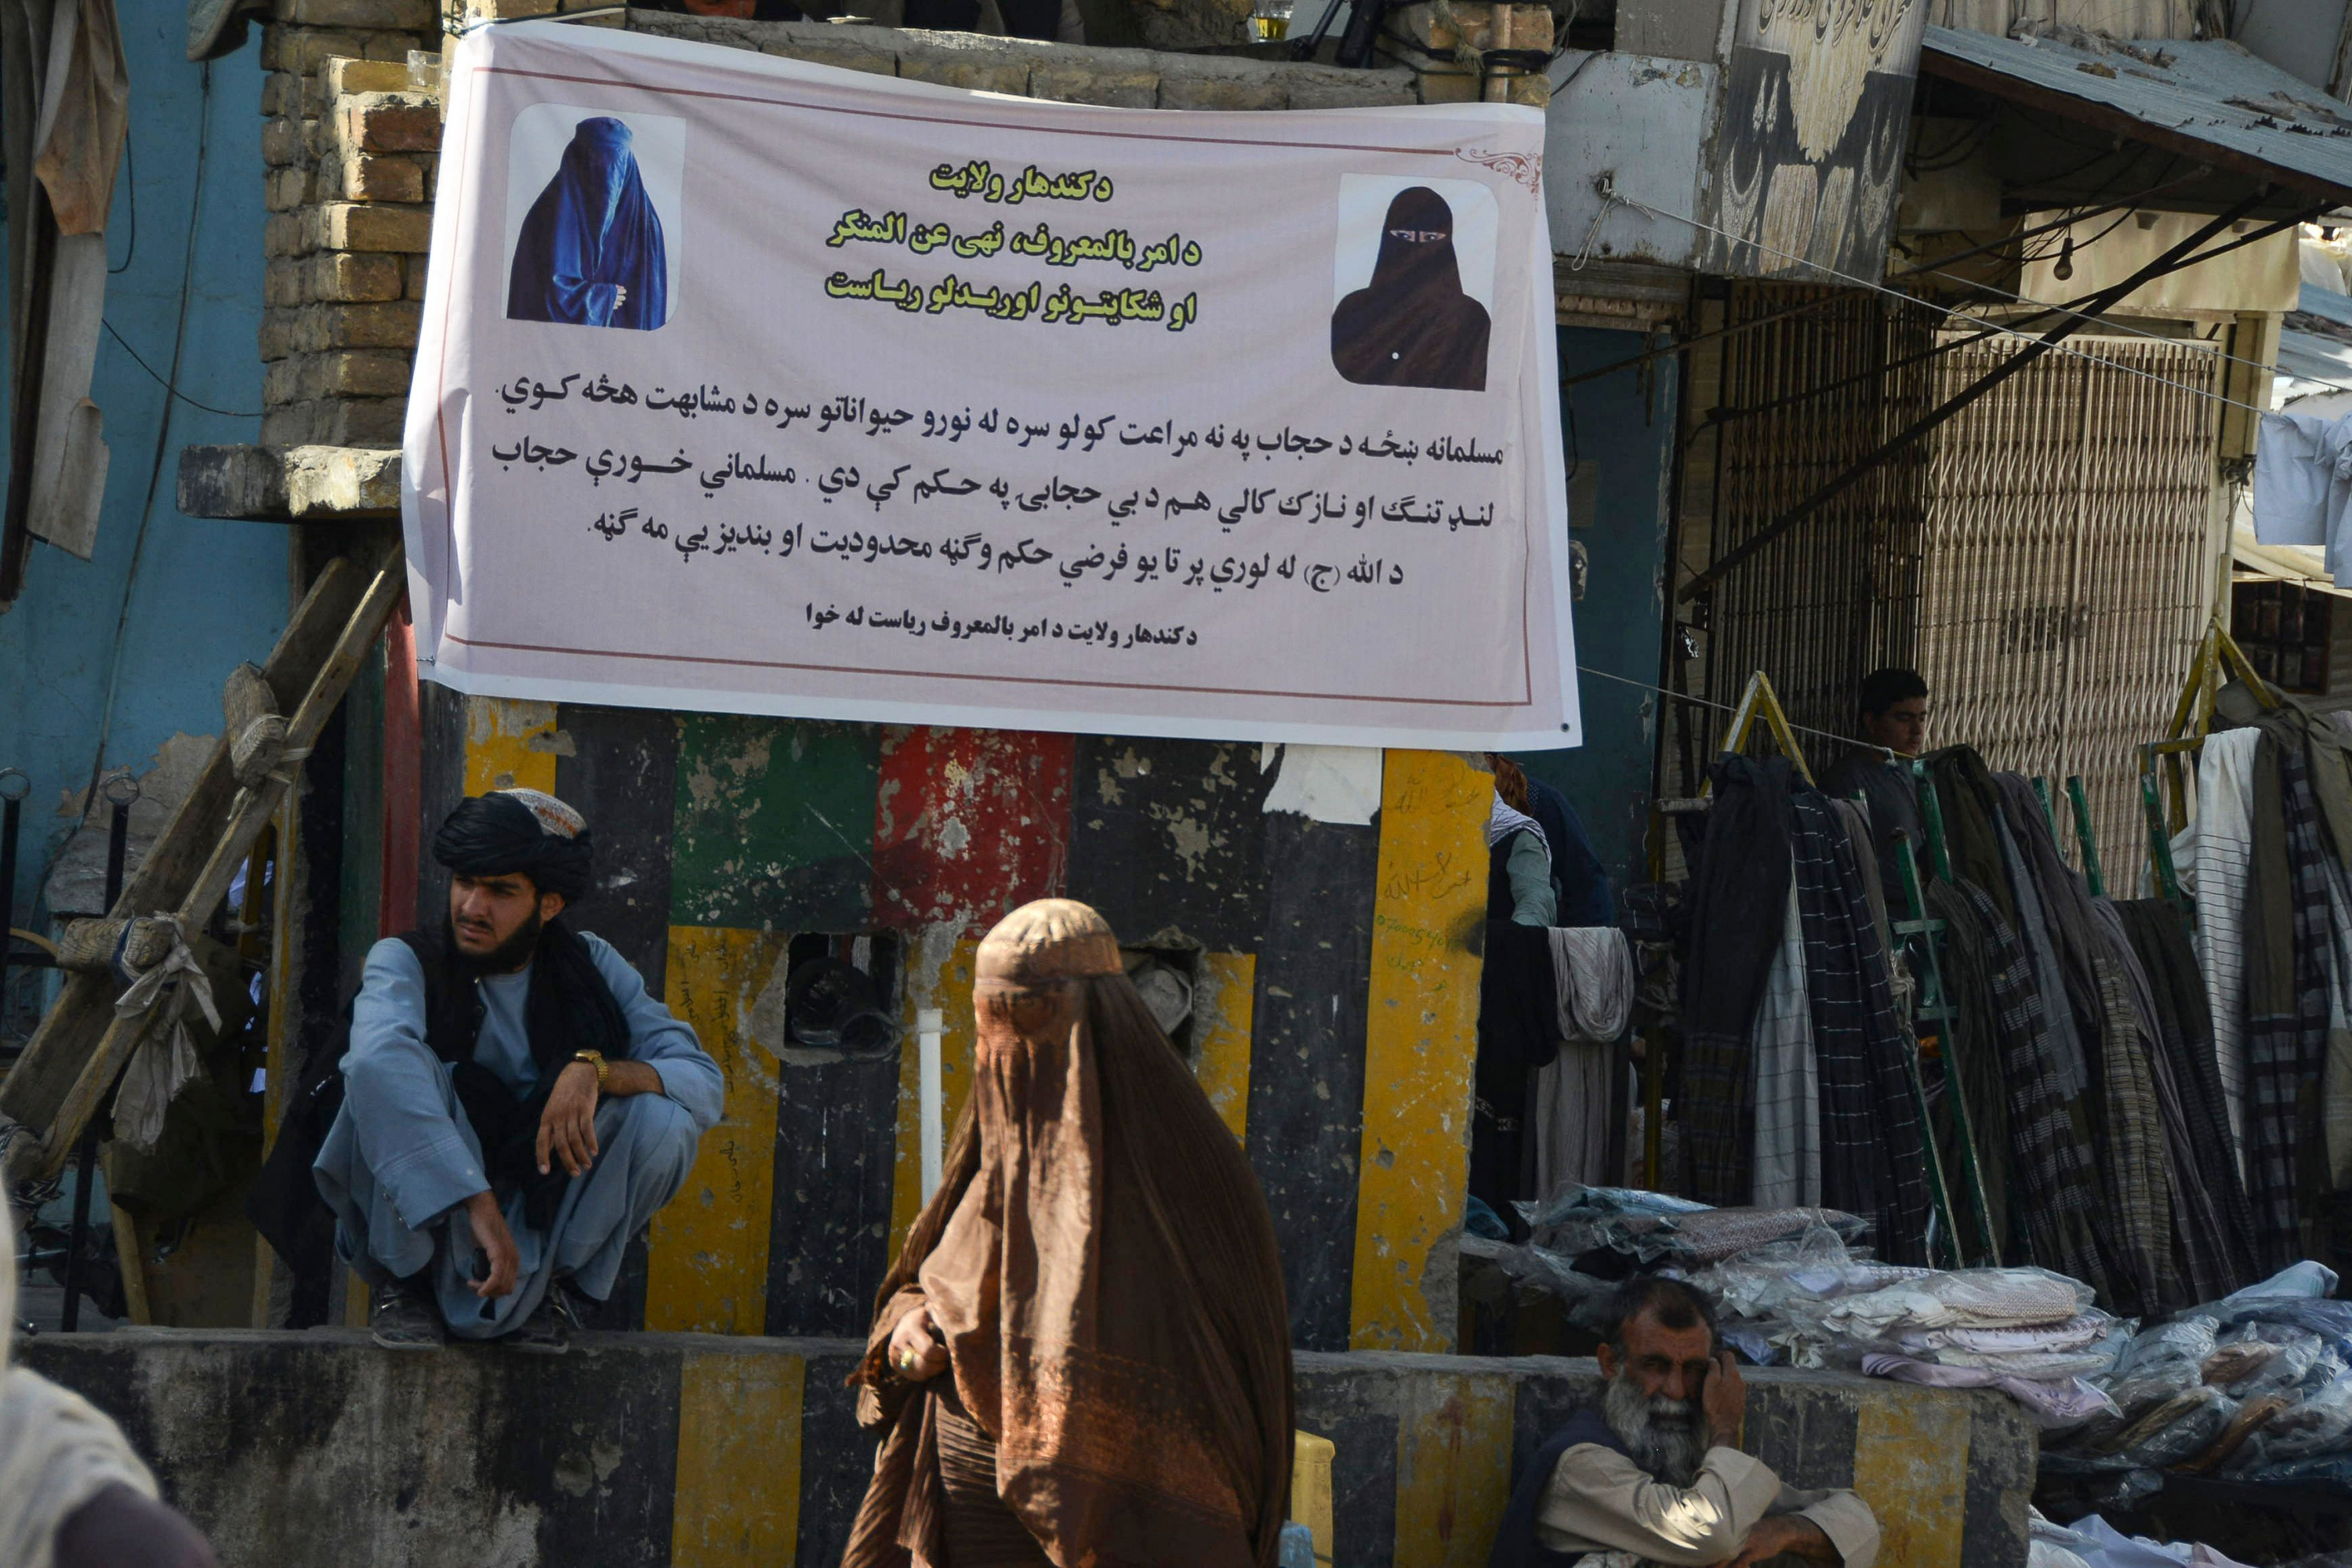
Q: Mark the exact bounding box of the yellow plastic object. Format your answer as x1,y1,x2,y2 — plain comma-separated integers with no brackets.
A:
1291,1429,1336,1566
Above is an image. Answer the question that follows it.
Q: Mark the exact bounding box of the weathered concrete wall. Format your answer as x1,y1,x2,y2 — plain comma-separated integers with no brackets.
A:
402,695,1491,1355
20,1330,2035,1568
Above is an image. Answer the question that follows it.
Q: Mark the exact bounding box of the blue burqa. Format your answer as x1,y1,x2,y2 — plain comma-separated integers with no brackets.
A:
506,116,668,330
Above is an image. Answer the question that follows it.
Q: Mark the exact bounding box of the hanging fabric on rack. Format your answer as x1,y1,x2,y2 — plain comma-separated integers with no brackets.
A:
1791,791,1934,1266
1533,927,1632,1198
2096,896,2238,1305
1678,755,1796,1207
1751,881,1820,1210
1926,748,2019,927
1472,921,1558,1223
2243,731,2334,1272
1946,878,2114,1301
2176,726,2261,1160
1991,805,2091,1101
1926,879,2016,1256
2114,898,2260,1294
1994,775,2176,1316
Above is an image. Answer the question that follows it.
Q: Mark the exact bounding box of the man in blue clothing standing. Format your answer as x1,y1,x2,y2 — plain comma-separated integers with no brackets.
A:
314,789,722,1352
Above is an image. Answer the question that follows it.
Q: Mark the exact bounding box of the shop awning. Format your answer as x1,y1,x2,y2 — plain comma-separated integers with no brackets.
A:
2234,524,2352,599
1920,27,2352,214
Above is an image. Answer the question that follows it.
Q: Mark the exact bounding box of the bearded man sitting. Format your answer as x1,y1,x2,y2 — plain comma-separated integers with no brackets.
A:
1489,1278,1880,1568
313,789,723,1352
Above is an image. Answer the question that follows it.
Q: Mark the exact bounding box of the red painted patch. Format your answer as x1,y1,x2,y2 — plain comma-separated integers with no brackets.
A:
871,728,1073,936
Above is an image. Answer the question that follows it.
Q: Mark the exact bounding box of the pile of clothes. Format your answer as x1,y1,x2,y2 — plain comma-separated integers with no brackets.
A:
2029,1508,2252,1568
1692,1225,2124,1428
2042,1262,2352,1506
1479,1184,2122,1428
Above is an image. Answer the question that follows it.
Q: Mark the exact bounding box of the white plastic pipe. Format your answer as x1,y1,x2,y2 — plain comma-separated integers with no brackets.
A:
918,1007,945,1203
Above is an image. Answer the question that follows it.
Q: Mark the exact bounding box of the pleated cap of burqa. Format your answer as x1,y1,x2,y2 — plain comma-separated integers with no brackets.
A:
847,898,1296,1568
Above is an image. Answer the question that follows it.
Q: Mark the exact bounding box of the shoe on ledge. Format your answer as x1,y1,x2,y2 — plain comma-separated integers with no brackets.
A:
369,1273,447,1350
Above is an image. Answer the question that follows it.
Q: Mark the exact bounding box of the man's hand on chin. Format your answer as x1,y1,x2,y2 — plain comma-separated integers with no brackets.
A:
1722,1515,1838,1568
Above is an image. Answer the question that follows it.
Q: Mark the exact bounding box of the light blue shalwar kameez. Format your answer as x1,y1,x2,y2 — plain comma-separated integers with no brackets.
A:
312,931,723,1338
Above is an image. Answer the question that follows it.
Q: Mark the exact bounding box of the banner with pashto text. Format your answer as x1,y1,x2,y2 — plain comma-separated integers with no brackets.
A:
402,21,1577,749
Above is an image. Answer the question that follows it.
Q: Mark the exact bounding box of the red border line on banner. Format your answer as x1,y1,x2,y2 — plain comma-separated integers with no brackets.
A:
431,46,1544,717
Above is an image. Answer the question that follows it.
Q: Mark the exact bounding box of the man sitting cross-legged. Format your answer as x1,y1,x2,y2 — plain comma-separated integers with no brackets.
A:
1489,1277,1880,1568
314,789,723,1352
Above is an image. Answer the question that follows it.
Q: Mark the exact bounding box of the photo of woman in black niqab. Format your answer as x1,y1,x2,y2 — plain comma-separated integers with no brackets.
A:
1330,186,1491,392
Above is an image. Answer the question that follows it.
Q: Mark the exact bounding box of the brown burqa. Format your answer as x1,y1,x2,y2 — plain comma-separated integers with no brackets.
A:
845,900,1295,1568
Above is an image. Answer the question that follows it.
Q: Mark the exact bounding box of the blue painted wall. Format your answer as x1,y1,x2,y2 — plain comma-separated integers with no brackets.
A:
0,16,278,920
1515,326,1675,898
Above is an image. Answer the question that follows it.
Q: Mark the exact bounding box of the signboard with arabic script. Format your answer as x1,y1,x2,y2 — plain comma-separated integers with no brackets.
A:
404,22,1575,749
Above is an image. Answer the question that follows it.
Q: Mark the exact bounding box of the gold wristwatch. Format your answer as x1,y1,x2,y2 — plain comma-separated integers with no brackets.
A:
572,1050,609,1088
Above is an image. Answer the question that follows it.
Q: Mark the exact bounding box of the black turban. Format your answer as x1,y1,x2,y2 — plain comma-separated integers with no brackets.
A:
433,789,594,902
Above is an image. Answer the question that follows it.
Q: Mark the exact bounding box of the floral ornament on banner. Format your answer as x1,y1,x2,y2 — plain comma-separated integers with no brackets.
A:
1456,147,1542,194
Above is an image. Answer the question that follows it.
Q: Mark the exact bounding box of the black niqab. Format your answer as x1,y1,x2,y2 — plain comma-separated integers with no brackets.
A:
1330,187,1492,392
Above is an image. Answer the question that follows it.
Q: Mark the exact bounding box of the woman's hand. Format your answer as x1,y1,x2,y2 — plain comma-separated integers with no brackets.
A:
887,1305,949,1383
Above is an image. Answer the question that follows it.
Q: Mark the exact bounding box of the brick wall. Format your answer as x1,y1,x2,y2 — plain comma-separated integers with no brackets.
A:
260,0,444,447
251,4,1546,445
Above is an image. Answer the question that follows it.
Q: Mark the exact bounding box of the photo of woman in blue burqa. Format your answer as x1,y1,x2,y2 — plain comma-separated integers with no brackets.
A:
506,116,669,330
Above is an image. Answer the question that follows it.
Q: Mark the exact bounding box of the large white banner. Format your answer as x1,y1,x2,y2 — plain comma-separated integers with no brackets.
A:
404,22,1577,749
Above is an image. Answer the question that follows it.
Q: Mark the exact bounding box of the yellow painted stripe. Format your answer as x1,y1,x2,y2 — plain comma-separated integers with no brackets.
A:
462,695,560,796
1850,1385,1971,1568
888,932,982,1260
1352,750,1487,1352
1392,1370,1515,1568
1192,951,1254,1143
673,1345,804,1566
647,926,784,1335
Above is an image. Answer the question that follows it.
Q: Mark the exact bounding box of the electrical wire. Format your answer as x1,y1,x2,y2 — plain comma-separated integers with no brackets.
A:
106,136,134,276
1605,184,2347,414
1577,662,1888,755
85,64,215,812
100,320,260,419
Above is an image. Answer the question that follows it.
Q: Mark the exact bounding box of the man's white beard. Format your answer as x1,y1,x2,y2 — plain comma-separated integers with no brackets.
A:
1603,1368,1708,1489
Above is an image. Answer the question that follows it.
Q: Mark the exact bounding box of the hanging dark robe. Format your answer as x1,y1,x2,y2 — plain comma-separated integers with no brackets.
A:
1330,186,1490,392
506,116,669,331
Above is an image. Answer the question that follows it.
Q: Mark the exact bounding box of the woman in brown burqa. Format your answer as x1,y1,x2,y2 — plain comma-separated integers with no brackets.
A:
1330,185,1491,392
845,899,1296,1568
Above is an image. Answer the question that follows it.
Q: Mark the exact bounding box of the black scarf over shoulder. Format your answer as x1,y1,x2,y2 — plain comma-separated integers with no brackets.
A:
407,919,629,1230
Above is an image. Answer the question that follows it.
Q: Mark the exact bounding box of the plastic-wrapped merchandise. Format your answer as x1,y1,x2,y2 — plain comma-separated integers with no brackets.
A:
2222,1262,2339,1305
2207,1328,2324,1399
1515,1185,1867,1269
1694,1225,1922,1320
2113,1317,2218,1382
2245,1370,2352,1461
2209,1299,2352,1363
2100,1385,2238,1469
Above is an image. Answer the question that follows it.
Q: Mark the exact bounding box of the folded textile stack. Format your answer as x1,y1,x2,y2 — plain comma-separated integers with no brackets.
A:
2043,1262,2352,1504
1480,1185,2119,1427
2029,1509,2253,1568
1694,1234,2125,1428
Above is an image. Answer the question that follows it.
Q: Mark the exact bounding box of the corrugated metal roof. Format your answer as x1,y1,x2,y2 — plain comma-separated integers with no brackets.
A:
1921,27,2352,209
